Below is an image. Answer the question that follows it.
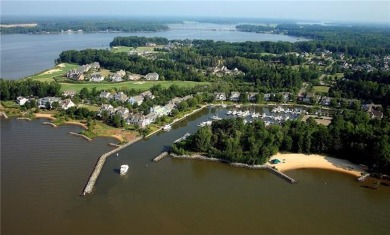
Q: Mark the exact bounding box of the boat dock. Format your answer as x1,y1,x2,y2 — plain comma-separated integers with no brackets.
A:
153,151,169,162
266,166,298,184
82,136,142,196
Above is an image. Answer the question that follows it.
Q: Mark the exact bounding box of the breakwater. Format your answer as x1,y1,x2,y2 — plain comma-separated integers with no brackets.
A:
42,121,57,127
0,112,9,119
170,153,297,183
69,132,92,142
153,151,169,162
82,136,142,196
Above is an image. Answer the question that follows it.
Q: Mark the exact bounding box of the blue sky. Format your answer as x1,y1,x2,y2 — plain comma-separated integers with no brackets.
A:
1,1,389,23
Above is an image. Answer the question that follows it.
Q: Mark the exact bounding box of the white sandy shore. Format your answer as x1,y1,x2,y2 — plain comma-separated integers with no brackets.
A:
268,153,364,177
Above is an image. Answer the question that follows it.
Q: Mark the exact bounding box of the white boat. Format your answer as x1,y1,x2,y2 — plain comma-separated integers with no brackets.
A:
120,165,129,175
227,110,233,115
163,124,172,131
211,115,222,120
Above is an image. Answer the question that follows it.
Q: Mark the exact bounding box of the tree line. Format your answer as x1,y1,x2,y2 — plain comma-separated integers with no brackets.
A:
0,19,169,34
236,23,390,57
0,79,61,100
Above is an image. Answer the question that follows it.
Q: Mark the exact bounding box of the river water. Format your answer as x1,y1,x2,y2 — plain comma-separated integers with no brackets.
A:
0,23,305,79
2,107,390,235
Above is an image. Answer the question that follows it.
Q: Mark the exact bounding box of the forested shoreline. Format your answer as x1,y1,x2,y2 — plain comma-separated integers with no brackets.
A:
0,18,169,34
173,112,390,174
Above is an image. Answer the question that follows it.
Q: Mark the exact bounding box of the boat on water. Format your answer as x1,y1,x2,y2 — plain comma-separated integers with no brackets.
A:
120,164,129,175
211,115,222,120
163,124,172,131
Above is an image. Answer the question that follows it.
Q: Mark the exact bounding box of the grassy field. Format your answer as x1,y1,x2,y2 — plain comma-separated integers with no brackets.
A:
27,63,79,82
312,85,330,94
60,81,210,92
78,104,101,112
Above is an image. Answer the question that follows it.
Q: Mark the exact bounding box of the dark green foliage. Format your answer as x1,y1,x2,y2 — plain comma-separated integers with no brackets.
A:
110,36,169,47
0,79,61,100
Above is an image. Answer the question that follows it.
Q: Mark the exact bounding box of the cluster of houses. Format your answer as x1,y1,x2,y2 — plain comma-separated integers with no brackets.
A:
65,62,159,83
209,66,244,77
16,96,75,110
66,62,100,81
98,90,192,127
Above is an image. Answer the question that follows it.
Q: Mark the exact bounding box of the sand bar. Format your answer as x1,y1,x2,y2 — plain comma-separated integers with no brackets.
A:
268,153,364,177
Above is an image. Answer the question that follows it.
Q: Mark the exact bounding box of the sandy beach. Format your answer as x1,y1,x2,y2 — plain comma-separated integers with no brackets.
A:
268,153,364,177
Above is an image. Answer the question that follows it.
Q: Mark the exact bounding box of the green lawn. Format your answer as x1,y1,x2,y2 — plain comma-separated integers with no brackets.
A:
312,85,330,94
27,63,79,82
60,81,210,92
78,104,101,112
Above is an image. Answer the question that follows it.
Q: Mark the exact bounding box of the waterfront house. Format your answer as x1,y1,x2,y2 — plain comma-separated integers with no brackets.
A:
128,95,144,106
126,113,157,127
60,99,75,110
230,92,240,102
214,92,227,101
145,72,159,81
247,92,259,102
37,97,61,109
98,104,115,117
115,107,130,119
264,93,272,101
16,96,29,106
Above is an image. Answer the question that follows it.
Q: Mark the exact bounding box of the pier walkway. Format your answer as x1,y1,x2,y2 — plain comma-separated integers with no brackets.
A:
82,136,142,196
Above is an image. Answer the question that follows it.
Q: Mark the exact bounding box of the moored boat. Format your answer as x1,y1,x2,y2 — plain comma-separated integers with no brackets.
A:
120,164,129,175
163,124,172,131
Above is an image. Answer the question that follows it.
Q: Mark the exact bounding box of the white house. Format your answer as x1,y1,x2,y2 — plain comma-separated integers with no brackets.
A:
128,95,144,106
230,92,240,102
37,97,61,109
16,96,29,106
145,72,159,81
214,92,227,101
90,72,104,82
128,74,142,81
60,99,75,110
126,113,157,128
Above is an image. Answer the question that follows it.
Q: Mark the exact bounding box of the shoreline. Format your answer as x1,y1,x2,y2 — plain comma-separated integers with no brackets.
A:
268,153,364,177
171,152,364,178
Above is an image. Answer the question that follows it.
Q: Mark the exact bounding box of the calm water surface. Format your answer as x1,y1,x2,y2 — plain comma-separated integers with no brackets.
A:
2,108,390,235
0,23,306,79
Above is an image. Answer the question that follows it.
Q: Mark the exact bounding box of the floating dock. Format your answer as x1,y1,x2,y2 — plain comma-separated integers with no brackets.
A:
82,136,142,196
